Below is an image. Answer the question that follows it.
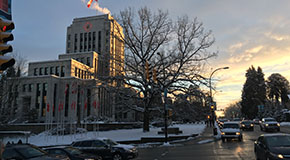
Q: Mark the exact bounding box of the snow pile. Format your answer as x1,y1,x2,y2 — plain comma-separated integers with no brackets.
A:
3,123,206,147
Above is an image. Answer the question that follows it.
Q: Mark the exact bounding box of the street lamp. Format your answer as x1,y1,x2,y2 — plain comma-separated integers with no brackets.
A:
209,67,229,117
157,52,169,143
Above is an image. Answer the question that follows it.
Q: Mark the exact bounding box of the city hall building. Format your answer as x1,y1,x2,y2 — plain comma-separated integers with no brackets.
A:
1,14,137,123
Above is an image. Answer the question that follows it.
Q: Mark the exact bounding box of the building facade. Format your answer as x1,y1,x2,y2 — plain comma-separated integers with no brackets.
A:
0,14,137,123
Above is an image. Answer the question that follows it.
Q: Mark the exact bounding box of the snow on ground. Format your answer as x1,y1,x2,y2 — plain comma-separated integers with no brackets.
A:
280,122,290,126
3,123,206,147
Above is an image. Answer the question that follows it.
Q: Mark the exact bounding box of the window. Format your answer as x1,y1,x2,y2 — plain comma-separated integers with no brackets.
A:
44,67,48,75
80,33,83,42
28,84,33,92
39,68,43,75
74,33,77,42
81,141,92,147
92,140,106,147
61,66,65,77
93,31,96,41
55,66,59,76
75,67,77,77
22,84,27,92
84,33,87,42
50,67,54,74
98,31,102,52
67,34,71,41
34,68,38,76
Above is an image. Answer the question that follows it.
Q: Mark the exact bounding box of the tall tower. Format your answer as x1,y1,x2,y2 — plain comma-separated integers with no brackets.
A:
66,14,124,84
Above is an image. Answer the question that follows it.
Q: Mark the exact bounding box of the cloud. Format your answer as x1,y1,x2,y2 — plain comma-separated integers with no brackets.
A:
265,32,290,41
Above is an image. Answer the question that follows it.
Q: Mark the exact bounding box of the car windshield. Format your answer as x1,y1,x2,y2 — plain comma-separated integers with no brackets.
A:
17,146,46,158
264,118,276,122
64,147,83,155
242,121,252,124
102,139,118,145
223,124,239,128
266,136,290,147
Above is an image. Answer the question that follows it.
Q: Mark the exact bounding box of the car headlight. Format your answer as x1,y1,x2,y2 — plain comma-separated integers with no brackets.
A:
251,124,254,127
277,123,280,126
266,124,269,127
278,154,284,159
270,152,284,159
221,132,225,135
242,124,245,127
236,132,240,135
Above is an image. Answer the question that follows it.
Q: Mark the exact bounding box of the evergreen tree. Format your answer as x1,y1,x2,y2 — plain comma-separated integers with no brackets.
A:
267,73,290,106
241,66,266,119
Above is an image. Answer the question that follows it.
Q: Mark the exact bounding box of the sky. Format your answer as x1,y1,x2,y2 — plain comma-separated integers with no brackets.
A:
10,0,290,110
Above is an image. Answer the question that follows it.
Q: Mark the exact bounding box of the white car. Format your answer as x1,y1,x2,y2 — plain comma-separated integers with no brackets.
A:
221,121,243,142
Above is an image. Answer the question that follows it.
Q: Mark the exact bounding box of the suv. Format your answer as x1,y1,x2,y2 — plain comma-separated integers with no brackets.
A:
2,143,69,160
71,138,138,160
221,121,243,142
260,117,280,132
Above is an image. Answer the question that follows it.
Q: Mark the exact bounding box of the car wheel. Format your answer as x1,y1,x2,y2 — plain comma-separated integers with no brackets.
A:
113,153,123,160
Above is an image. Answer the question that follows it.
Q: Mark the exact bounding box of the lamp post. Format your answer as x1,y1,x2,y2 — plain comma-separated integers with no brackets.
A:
157,52,168,143
209,67,229,119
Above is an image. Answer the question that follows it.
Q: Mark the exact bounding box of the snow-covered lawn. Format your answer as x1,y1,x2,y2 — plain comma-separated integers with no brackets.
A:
3,123,206,147
280,122,290,126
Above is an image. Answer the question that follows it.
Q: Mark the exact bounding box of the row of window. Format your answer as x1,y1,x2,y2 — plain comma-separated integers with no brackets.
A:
34,66,65,77
74,67,93,79
22,84,34,92
67,31,101,53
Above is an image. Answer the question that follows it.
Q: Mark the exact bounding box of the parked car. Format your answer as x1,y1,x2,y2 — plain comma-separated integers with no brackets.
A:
71,138,138,160
254,133,290,160
2,143,69,160
240,120,254,131
253,118,260,125
221,121,243,142
260,117,280,132
44,146,102,160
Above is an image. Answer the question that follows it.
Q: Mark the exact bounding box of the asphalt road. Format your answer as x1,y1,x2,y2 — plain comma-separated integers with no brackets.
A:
135,125,290,160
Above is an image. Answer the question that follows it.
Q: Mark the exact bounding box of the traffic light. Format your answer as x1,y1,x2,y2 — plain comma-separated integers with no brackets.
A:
0,17,15,71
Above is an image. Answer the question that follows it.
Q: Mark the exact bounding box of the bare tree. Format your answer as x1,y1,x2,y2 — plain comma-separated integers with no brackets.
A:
0,52,27,123
114,7,217,131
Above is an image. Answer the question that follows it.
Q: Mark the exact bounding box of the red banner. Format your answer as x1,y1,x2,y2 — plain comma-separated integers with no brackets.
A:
47,103,50,112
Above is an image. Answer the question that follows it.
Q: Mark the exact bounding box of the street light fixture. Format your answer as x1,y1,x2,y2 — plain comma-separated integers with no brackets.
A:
209,66,229,118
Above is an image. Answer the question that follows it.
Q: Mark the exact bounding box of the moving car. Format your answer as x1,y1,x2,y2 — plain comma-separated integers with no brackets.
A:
240,120,254,131
44,146,102,160
71,138,138,160
255,134,290,160
221,121,243,142
2,143,69,160
260,117,280,132
253,118,260,125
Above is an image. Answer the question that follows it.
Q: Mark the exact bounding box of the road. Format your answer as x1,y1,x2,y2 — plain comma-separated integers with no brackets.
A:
135,125,290,160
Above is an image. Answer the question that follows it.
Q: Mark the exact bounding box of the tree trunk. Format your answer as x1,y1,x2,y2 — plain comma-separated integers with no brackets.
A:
143,109,150,132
